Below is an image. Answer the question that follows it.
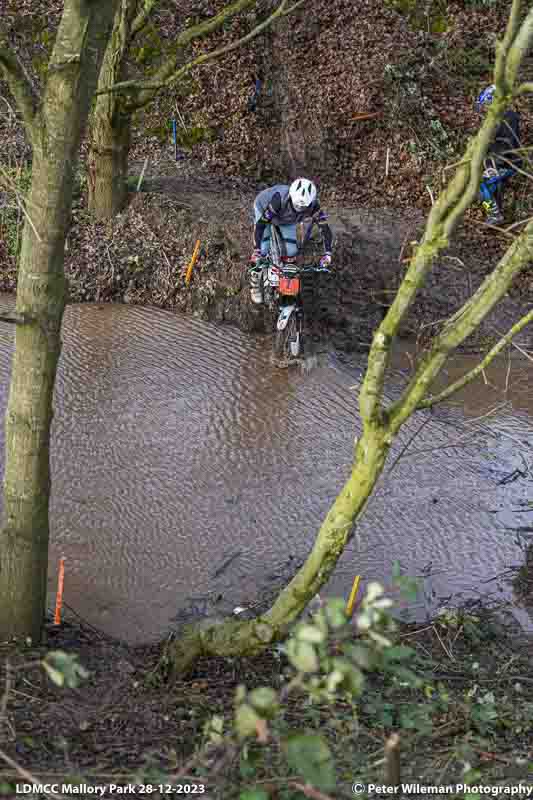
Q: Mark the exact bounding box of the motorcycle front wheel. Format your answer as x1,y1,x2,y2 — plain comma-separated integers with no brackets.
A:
274,312,302,363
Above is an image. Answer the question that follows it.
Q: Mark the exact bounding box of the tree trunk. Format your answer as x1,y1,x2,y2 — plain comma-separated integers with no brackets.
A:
87,0,134,220
0,0,119,643
87,108,131,219
0,153,67,644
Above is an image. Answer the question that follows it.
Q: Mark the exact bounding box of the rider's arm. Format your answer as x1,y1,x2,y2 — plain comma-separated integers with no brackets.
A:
254,192,283,249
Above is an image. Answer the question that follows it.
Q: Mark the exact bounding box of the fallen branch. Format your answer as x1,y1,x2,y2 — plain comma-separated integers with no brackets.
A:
0,747,70,800
0,313,32,325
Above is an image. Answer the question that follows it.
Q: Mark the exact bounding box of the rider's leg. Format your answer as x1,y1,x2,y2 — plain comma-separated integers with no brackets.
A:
480,178,504,225
480,164,515,225
250,225,270,304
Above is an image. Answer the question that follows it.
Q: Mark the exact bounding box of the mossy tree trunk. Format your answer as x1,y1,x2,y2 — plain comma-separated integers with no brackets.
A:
88,0,303,219
0,0,119,643
167,0,533,676
87,0,135,218
88,102,132,219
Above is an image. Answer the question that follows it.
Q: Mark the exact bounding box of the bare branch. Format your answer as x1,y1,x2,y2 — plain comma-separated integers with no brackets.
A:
383,733,401,790
0,47,39,142
164,0,254,51
130,0,159,39
288,783,334,800
388,218,533,430
97,0,254,100
418,307,533,410
98,0,302,111
493,151,533,183
0,746,70,800
505,1,533,89
494,0,521,90
518,81,533,94
358,5,533,426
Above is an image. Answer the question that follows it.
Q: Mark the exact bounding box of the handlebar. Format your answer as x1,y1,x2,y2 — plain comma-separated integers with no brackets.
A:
279,264,331,276
254,256,331,275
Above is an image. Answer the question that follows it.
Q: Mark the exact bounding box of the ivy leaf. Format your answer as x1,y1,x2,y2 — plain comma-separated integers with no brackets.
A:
286,640,319,673
248,687,278,717
235,704,261,739
324,598,347,629
296,624,326,644
365,581,386,604
343,643,376,670
284,733,336,791
43,651,89,689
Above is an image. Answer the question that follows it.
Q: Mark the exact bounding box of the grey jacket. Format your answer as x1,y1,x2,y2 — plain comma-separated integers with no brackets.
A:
253,184,333,252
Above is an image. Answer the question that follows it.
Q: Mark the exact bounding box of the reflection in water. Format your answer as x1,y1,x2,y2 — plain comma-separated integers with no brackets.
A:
1,295,533,643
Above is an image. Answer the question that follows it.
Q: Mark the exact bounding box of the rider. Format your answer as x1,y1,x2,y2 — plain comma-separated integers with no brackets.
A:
476,84,522,226
249,178,333,304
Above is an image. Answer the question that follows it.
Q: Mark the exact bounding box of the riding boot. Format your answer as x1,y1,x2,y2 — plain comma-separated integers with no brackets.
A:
483,198,504,226
249,268,264,305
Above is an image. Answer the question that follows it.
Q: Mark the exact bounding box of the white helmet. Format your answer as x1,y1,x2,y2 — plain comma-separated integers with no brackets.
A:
289,177,317,212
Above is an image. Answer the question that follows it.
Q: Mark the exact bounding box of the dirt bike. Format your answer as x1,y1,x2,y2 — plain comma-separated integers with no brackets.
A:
259,255,331,363
249,222,332,364
269,257,331,361
247,223,331,364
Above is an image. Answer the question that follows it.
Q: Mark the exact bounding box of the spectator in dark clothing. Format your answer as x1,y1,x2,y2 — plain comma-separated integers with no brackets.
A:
476,84,522,226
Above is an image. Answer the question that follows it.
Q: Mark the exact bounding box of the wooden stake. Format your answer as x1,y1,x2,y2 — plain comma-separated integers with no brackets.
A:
345,575,361,617
54,557,65,625
185,240,201,286
353,112,382,121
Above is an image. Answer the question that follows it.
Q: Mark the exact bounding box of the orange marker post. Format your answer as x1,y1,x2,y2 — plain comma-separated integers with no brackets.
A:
54,557,65,625
185,239,201,286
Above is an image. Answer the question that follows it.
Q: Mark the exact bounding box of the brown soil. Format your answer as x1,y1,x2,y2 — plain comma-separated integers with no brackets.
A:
4,159,533,356
1,604,532,797
0,614,281,779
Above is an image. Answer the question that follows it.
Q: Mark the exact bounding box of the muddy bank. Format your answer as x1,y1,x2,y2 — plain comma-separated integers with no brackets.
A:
2,601,532,791
3,164,532,353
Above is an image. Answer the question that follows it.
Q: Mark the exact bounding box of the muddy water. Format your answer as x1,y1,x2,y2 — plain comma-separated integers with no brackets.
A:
1,295,533,643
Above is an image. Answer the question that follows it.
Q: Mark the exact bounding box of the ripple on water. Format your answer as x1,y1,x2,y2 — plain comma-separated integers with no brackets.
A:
0,298,533,641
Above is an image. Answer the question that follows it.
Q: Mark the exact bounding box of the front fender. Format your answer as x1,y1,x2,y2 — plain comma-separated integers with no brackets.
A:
277,304,296,331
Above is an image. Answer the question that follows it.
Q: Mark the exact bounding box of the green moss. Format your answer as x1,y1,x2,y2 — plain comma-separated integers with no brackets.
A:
173,125,215,149
131,23,163,67
145,122,170,143
384,0,449,34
